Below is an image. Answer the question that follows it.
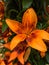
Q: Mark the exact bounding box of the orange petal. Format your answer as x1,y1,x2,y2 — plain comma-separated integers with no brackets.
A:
0,2,4,19
0,61,5,65
27,37,47,52
10,34,26,50
14,63,18,65
22,8,37,34
0,22,2,25
40,52,46,58
26,62,31,65
4,37,8,43
4,43,10,50
32,30,49,40
6,19,23,34
18,52,25,64
8,62,13,65
8,51,18,62
5,51,10,57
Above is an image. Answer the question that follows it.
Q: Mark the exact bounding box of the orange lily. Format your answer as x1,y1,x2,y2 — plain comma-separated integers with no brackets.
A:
0,60,5,65
0,1,4,19
5,8,49,64
4,43,10,50
0,60,13,65
40,52,46,58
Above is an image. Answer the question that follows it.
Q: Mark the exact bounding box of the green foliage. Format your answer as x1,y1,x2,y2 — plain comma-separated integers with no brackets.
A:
37,22,49,29
28,48,45,65
4,0,49,23
2,19,8,33
0,39,5,44
22,0,33,10
45,50,49,63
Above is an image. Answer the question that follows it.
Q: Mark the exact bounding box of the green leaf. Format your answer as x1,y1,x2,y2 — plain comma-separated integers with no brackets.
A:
22,0,33,10
46,52,49,63
3,0,9,3
28,48,46,65
0,39,5,44
2,19,8,33
8,9,18,19
28,49,40,65
42,23,49,29
37,22,43,29
37,58,45,65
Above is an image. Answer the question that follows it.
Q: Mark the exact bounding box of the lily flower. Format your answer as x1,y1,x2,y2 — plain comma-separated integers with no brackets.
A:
0,1,4,20
5,8,49,64
0,60,5,65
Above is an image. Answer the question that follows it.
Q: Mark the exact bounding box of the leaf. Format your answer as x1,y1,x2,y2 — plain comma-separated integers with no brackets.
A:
46,52,49,63
2,47,10,53
5,0,19,19
37,58,45,65
10,34,26,50
3,0,10,3
28,49,45,65
28,53,38,65
2,19,8,33
0,39,5,44
31,49,40,61
7,9,18,20
37,22,43,29
42,23,49,29
22,0,33,10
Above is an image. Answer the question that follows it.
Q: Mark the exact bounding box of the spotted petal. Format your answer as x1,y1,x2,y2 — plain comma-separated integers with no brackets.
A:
0,61,5,65
10,34,26,50
18,51,25,64
6,19,23,34
4,43,10,50
32,30,49,40
22,8,37,34
27,37,47,52
8,51,18,62
8,62,13,65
